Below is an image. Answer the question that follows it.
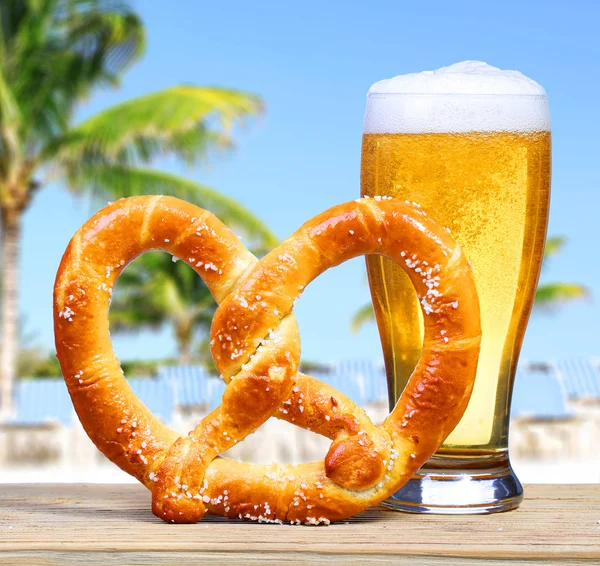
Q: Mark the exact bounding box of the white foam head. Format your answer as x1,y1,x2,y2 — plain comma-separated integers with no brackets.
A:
364,61,550,134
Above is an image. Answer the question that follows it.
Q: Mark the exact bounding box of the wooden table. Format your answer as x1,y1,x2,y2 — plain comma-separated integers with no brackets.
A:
0,484,598,564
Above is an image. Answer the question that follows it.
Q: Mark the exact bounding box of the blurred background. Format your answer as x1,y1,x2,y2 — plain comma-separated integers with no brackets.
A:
0,0,598,484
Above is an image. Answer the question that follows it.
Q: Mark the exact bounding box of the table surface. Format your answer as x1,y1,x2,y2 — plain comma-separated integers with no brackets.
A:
0,484,598,565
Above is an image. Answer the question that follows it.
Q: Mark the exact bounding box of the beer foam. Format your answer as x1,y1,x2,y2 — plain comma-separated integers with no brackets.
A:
364,61,550,133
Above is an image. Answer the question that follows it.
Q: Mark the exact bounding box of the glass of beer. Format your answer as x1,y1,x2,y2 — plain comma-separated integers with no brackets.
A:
361,61,551,513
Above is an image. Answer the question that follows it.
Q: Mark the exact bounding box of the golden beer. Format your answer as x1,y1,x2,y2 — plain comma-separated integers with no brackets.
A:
361,131,551,450
362,62,551,512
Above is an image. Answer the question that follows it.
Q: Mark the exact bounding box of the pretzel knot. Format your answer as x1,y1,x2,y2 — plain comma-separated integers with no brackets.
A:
53,195,481,525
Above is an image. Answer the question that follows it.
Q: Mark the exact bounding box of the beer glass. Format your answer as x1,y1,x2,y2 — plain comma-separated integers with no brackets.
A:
361,62,551,513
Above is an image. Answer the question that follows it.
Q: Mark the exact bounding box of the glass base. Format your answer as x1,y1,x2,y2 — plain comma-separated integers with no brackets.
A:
383,451,523,514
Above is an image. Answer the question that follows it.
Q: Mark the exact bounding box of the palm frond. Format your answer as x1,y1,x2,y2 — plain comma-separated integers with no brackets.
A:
69,165,278,249
43,85,263,166
145,273,188,318
109,250,217,353
2,0,145,152
350,303,375,334
108,305,165,333
0,64,21,180
544,236,567,259
534,283,589,309
0,65,20,126
64,5,145,82
109,273,169,332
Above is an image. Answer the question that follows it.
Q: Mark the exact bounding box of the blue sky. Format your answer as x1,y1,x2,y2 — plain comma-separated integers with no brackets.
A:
21,0,599,364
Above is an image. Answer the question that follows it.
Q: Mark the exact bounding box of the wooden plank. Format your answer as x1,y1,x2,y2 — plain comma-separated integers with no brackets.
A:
0,484,598,564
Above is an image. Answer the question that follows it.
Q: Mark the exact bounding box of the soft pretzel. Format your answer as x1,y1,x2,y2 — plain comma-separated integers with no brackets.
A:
54,195,481,525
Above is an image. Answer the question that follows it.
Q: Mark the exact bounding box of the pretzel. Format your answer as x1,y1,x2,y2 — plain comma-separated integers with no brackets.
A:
54,195,481,525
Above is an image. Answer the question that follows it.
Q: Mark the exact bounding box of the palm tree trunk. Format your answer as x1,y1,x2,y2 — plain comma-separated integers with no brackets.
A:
178,340,192,365
175,319,193,365
0,208,21,420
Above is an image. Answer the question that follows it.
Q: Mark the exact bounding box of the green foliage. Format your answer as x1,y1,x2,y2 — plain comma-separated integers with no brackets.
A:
196,338,219,375
535,283,589,308
0,0,274,399
67,167,278,252
350,303,377,335
42,85,265,215
0,0,266,217
17,348,62,378
44,85,262,167
1,319,61,378
120,358,164,377
21,353,170,379
0,0,146,191
543,236,567,260
110,252,217,363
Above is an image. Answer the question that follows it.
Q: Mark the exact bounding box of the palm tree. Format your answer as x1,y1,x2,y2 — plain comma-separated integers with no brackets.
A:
351,235,589,333
534,237,589,308
0,0,272,417
109,252,223,366
109,222,275,367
